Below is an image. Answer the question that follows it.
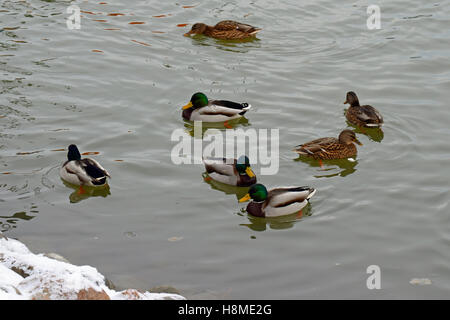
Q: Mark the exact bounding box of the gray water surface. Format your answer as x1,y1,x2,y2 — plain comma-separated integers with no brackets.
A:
1,0,450,299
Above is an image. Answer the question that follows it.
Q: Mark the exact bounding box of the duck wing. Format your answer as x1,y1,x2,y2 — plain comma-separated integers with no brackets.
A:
356,105,384,126
293,137,337,155
215,20,261,34
199,100,251,116
267,187,316,208
203,157,236,176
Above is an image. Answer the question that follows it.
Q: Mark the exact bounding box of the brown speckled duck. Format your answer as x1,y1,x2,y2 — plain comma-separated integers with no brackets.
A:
292,130,362,160
344,91,384,128
184,20,261,40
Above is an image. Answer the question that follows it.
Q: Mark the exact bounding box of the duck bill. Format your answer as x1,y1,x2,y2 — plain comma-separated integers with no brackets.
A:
182,101,193,110
343,99,348,104
354,139,363,146
183,31,194,37
245,167,256,178
239,193,251,203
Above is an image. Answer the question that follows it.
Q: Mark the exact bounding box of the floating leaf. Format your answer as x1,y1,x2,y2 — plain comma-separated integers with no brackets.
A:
108,13,124,16
131,39,151,46
92,49,103,53
177,23,188,27
81,10,96,15
2,172,12,175
81,152,100,155
99,2,107,4
153,14,166,18
168,237,183,242
151,30,165,34
104,28,120,30
129,21,145,24
182,5,196,8
51,148,66,152
94,19,107,22
114,160,124,162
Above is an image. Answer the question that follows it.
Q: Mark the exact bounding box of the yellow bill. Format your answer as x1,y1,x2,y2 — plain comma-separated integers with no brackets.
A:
245,167,255,178
182,101,193,110
239,193,251,203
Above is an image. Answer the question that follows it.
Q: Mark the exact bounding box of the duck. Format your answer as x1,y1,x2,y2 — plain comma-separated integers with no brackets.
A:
292,129,362,160
184,20,261,40
60,144,110,187
239,183,316,218
344,91,383,128
203,155,256,187
182,92,251,123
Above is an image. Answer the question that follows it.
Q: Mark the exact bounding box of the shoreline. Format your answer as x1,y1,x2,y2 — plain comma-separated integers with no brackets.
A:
0,232,185,300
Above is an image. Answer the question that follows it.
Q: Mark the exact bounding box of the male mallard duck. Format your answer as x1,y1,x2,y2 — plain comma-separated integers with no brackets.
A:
203,155,256,187
60,144,110,186
239,184,316,218
182,92,251,123
344,91,383,128
184,20,261,40
292,129,362,160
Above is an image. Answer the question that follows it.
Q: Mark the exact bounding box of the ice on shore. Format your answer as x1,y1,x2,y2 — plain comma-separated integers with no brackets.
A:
0,235,185,300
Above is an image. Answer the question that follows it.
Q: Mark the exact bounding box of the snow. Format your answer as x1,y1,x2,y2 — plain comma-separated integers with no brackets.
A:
0,236,185,300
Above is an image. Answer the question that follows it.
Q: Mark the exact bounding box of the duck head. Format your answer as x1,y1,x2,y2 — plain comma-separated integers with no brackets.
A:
239,183,268,203
338,130,363,146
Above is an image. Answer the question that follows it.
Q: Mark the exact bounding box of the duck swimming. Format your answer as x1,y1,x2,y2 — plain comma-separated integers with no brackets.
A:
203,155,256,187
184,20,261,40
344,91,383,128
239,184,316,218
292,129,362,160
182,92,251,123
60,144,110,187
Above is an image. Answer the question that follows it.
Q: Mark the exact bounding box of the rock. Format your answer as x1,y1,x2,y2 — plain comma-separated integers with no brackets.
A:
149,285,181,295
76,288,110,300
0,237,186,300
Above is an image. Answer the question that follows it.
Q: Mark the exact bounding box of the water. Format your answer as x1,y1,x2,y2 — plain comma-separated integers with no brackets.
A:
1,0,449,299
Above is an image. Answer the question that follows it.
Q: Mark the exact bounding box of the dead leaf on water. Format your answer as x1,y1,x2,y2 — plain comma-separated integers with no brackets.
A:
177,23,188,27
104,28,120,31
94,19,107,22
108,13,125,16
168,237,183,242
81,152,100,155
153,14,167,18
16,151,42,155
151,31,165,34
92,49,103,53
51,148,66,152
131,39,151,46
129,21,145,24
81,10,96,15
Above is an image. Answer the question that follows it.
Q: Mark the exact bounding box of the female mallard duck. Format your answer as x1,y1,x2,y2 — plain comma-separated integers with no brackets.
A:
60,144,110,187
203,155,256,187
344,91,383,128
182,92,251,123
239,184,316,218
184,20,261,40
292,129,362,160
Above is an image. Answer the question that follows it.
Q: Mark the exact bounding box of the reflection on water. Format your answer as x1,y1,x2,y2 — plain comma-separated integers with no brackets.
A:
0,210,35,232
202,172,250,201
238,204,313,232
62,180,111,204
187,35,261,53
348,122,385,142
183,117,250,137
294,156,358,178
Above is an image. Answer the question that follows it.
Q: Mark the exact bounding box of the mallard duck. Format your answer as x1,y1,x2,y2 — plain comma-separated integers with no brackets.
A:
203,155,256,187
182,92,251,123
344,91,383,128
60,144,110,186
239,183,316,218
184,20,261,40
292,129,362,160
